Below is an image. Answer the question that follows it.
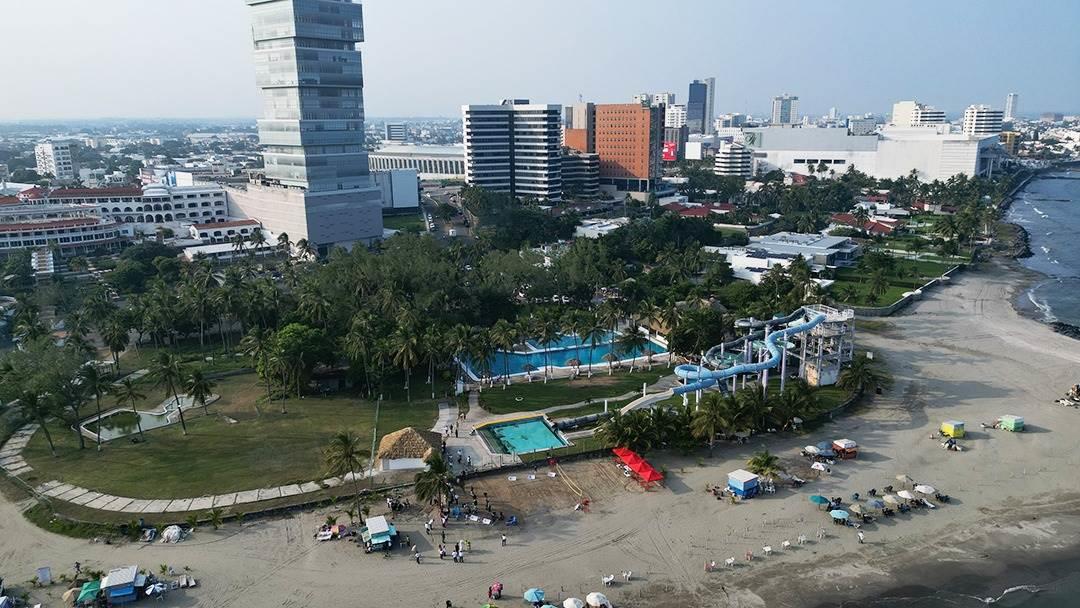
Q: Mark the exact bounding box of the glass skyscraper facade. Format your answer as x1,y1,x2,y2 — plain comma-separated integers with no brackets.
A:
686,81,707,134
247,0,374,192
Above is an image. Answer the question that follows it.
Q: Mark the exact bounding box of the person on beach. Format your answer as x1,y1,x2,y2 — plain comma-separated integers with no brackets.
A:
501,533,507,546
858,531,865,544
415,551,422,564
439,544,446,559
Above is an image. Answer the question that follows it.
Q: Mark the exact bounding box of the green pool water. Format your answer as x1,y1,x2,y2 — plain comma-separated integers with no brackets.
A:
487,417,567,454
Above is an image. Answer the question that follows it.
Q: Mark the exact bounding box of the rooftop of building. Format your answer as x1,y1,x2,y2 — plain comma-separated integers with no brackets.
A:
372,144,466,157
752,231,856,251
0,216,110,231
193,219,261,230
48,187,143,198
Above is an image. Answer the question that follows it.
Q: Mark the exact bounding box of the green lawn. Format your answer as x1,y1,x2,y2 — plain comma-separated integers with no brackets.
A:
519,435,610,463
118,340,253,376
382,213,424,232
479,368,671,414
22,372,439,499
829,258,957,306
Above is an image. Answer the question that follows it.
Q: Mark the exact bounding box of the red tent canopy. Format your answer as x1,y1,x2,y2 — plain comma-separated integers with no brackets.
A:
612,448,664,486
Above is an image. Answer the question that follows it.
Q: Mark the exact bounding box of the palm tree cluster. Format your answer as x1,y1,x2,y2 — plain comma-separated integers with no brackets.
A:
597,380,824,456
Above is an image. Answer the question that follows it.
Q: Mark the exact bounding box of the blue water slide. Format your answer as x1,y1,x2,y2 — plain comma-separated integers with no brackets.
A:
672,307,826,395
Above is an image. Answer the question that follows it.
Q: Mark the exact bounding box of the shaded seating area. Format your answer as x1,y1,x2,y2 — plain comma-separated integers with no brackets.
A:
612,447,664,488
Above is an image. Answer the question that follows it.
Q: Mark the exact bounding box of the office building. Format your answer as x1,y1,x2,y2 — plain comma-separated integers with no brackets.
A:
999,131,1021,155
560,151,600,198
384,122,408,142
847,117,877,136
771,94,799,125
713,143,753,178
687,78,715,134
664,126,689,161
35,141,77,182
563,102,596,153
369,145,466,180
462,99,563,200
890,100,946,127
743,125,1001,181
716,113,747,129
665,104,688,129
652,92,675,107
594,103,664,192
1004,93,1018,122
631,93,650,105
1040,112,1064,123
230,0,383,253
374,169,420,209
962,104,1004,136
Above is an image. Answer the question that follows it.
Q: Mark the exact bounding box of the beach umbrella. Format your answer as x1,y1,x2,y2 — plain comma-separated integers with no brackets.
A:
585,592,611,607
849,504,865,515
792,417,804,425
816,441,833,453
897,490,916,500
601,353,619,363
882,494,902,506
867,498,886,510
811,462,828,471
914,484,936,495
809,495,830,505
564,600,586,608
540,605,558,608
524,588,545,603
62,588,79,603
566,358,582,368
895,474,914,486
829,509,849,520
804,445,820,455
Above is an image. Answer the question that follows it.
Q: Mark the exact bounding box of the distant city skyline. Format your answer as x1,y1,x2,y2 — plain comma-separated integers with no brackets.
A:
1,0,1078,120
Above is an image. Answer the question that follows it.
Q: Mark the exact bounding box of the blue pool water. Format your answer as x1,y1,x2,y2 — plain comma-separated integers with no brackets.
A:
485,417,568,454
467,332,667,378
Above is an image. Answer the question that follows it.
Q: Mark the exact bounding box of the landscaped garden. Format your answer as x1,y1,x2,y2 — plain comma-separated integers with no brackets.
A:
21,371,439,499
478,368,671,414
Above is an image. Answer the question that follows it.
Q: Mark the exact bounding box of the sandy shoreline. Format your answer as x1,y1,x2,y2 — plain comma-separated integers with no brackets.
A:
3,261,1080,608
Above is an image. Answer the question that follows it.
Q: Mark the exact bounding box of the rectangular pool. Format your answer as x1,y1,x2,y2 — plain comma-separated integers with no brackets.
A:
467,332,666,379
479,416,568,455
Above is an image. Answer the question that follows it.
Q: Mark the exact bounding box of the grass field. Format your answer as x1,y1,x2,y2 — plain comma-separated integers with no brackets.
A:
382,213,424,232
829,258,955,307
479,368,671,414
22,372,439,499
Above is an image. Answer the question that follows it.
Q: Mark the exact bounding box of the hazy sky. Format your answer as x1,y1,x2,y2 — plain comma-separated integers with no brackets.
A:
3,0,1078,120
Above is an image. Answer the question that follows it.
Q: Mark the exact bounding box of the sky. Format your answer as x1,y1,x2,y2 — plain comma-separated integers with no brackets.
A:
2,0,1078,121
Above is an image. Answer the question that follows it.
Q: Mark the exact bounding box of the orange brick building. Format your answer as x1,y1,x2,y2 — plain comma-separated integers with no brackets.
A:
564,102,663,192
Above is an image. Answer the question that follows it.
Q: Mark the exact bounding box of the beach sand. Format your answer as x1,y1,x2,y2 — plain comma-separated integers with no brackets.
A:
3,260,1080,607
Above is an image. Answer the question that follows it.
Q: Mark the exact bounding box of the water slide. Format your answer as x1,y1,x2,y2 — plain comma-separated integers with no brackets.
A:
615,307,827,415
671,307,827,395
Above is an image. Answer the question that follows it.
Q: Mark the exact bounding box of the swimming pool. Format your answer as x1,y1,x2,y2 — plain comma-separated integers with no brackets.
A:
466,332,667,379
478,416,568,455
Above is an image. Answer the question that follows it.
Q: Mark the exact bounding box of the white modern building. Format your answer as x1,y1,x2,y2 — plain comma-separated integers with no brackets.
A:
665,104,688,129
771,94,799,125
369,145,466,180
962,104,1004,136
0,203,121,256
1004,93,1018,122
704,246,805,284
462,99,563,200
232,0,384,254
45,183,229,230
652,92,676,107
35,141,77,182
575,217,628,239
716,113,747,129
890,100,946,127
749,232,861,267
713,143,753,178
743,125,1001,181
374,169,420,209
847,117,877,136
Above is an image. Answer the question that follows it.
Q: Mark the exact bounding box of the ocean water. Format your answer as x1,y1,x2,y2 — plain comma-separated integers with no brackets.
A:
1007,170,1080,326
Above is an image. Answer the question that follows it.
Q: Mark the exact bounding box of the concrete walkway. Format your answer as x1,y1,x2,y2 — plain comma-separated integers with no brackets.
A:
0,424,40,477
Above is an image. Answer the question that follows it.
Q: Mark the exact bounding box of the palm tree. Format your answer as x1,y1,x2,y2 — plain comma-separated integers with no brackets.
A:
738,388,772,432
240,327,272,414
617,331,648,373
324,431,367,521
101,318,130,373
230,233,246,257
581,318,605,378
78,364,113,452
852,206,871,231
391,318,420,402
534,311,560,382
413,454,454,508
276,232,291,259
837,354,892,394
421,326,444,399
692,392,738,457
746,450,784,483
295,238,317,261
489,319,517,385
770,380,818,430
19,391,57,456
150,352,190,435
186,369,216,416
248,227,267,255
446,324,472,385
867,269,890,301
111,378,147,442
596,411,634,449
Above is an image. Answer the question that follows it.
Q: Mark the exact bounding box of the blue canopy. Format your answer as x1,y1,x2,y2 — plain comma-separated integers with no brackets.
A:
809,495,830,505
524,588,545,602
829,509,850,519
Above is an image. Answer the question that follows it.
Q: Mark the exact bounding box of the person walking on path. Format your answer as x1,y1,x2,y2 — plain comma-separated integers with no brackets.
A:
439,544,446,559
415,551,422,564
501,533,507,546
858,531,865,544
465,539,471,552
441,530,446,543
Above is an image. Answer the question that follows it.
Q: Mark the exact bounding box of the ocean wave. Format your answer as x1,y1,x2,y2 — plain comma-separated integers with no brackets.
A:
968,584,1040,604
1041,246,1050,254
1027,289,1058,323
